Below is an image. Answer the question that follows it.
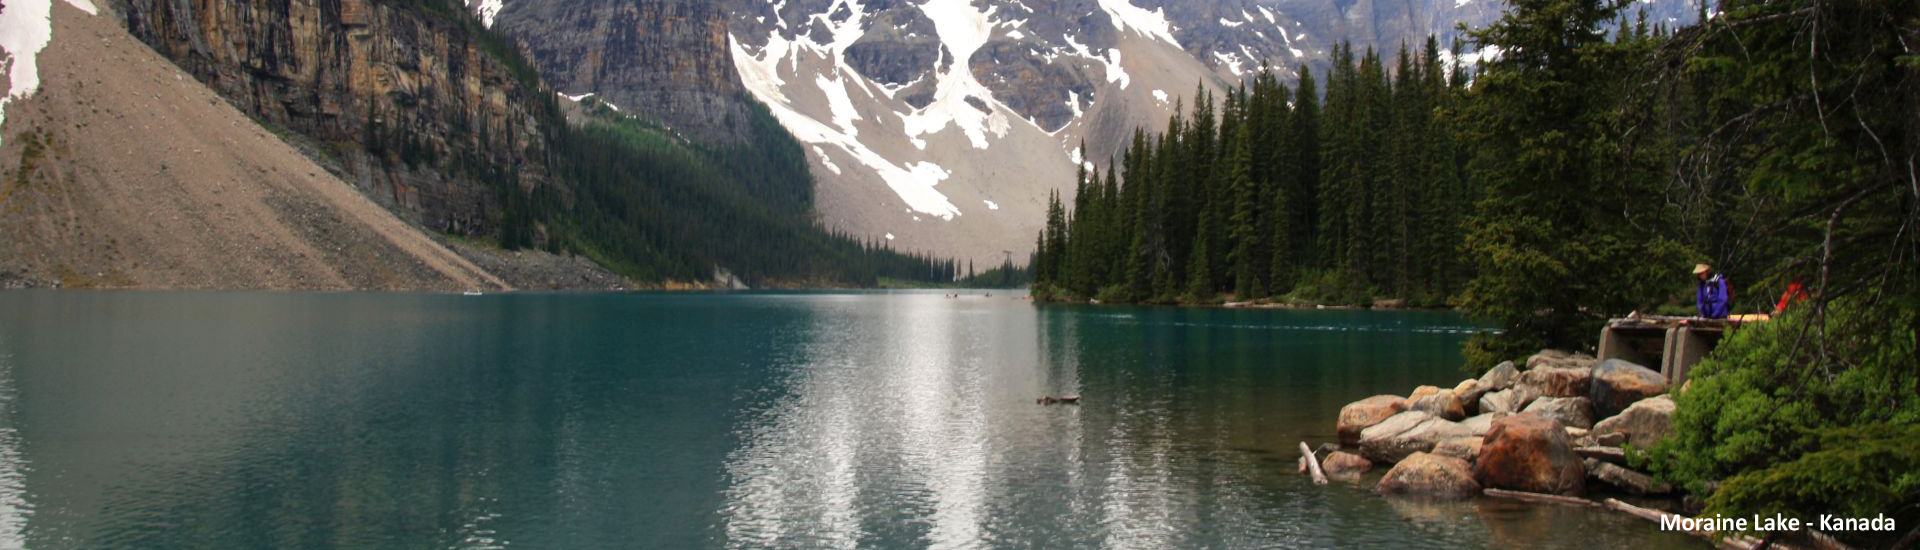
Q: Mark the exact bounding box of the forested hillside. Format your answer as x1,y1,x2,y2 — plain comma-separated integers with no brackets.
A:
380,0,965,287
1029,35,1490,307
1033,0,1919,539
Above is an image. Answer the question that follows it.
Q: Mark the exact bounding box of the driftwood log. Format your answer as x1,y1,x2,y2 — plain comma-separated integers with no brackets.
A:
1299,442,1328,485
1483,488,1597,507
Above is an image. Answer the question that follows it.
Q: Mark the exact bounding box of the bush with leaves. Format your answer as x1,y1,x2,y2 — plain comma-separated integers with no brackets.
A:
1643,298,1918,542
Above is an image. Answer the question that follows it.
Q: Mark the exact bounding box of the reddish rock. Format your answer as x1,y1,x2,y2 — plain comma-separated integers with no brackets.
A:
1377,452,1481,499
1338,395,1409,445
1322,451,1374,477
1473,412,1587,495
1589,359,1667,417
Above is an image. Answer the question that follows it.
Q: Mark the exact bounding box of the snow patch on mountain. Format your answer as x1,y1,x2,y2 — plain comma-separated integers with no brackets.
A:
474,0,502,27
902,0,1014,150
817,74,863,136
731,35,965,220
1212,51,1245,76
1,0,97,145
1096,0,1180,47
1098,49,1130,88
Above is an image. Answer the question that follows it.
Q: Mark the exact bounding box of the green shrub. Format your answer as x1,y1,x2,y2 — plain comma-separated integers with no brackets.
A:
1643,297,1918,540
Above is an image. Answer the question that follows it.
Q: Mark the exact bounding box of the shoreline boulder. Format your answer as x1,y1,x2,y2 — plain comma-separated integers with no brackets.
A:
1461,412,1509,437
1520,365,1593,398
1479,384,1541,415
1377,452,1481,499
1433,436,1483,461
1403,385,1442,408
1527,349,1596,371
1589,359,1667,417
1323,451,1374,478
1473,412,1587,495
1409,389,1468,421
1358,411,1475,464
1592,395,1676,448
1338,395,1409,445
1479,360,1520,391
1522,396,1596,430
1453,379,1491,415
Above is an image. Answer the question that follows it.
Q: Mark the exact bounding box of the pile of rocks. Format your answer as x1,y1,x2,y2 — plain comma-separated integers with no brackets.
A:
1328,350,1678,499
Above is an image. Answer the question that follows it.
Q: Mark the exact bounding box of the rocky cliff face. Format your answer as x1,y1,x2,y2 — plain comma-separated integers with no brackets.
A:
118,0,552,236
488,0,754,144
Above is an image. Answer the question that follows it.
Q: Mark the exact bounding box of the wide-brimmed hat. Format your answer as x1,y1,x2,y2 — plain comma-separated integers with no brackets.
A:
1693,263,1712,275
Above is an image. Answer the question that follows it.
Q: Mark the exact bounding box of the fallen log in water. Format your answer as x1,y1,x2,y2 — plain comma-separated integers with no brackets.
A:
1300,442,1328,485
1601,498,1782,550
1574,446,1627,464
1483,488,1597,507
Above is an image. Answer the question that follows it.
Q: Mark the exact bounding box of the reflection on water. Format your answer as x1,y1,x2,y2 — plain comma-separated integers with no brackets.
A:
0,291,1704,549
0,341,31,549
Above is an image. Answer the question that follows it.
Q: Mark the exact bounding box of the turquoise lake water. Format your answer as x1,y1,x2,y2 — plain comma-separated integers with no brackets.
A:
0,290,1702,548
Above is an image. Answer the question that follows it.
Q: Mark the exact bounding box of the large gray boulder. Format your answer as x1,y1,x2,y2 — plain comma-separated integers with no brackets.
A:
1433,436,1484,461
1461,412,1509,436
1479,385,1541,415
1358,411,1475,464
1376,452,1481,499
1402,385,1442,407
1592,395,1676,448
1520,365,1593,398
1589,359,1667,417
1338,395,1409,445
1527,349,1596,371
1479,360,1521,391
1452,379,1492,415
1473,412,1587,495
1522,396,1596,430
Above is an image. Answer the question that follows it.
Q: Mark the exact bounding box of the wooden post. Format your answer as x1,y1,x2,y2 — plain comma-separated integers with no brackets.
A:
1299,442,1328,485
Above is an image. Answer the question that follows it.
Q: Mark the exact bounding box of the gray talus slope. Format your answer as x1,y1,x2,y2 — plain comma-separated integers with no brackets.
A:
0,1,507,290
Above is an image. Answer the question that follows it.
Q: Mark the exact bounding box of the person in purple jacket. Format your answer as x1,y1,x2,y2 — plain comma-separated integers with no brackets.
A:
1694,263,1731,319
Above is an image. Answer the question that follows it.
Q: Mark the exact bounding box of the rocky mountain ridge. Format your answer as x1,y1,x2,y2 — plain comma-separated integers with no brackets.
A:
489,0,759,144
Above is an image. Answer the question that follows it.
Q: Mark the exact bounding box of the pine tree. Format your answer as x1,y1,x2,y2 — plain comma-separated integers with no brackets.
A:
1225,122,1262,298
